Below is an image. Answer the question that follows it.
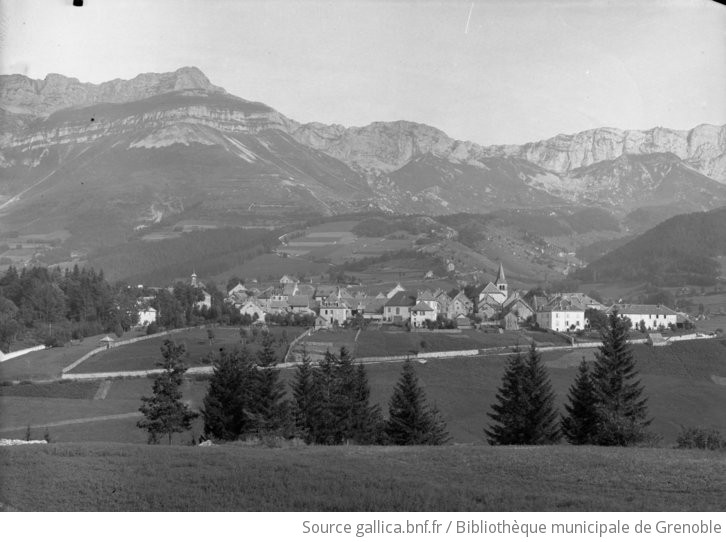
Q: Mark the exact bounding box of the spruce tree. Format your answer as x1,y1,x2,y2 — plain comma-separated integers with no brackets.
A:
254,336,288,435
561,358,599,444
386,358,450,445
201,347,258,440
291,348,317,442
138,339,198,444
485,343,560,445
302,347,381,444
590,310,651,446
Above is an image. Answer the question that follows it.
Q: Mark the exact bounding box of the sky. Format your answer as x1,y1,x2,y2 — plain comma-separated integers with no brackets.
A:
0,0,724,145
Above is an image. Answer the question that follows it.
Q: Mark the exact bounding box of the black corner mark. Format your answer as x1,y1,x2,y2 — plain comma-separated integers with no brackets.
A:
73,0,83,7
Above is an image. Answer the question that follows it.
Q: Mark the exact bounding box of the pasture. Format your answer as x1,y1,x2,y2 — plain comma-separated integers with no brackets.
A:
0,333,117,381
1,442,724,511
2,338,725,446
66,326,307,374
297,327,572,359
277,219,416,265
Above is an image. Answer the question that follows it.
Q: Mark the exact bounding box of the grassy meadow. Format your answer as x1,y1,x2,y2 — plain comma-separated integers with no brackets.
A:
65,326,307,374
1,442,724,511
2,339,725,446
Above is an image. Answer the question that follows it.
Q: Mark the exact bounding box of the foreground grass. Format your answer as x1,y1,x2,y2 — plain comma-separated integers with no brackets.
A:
1,443,724,511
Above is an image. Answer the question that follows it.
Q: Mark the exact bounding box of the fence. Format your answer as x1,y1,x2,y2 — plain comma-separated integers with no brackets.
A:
61,365,215,381
0,345,45,363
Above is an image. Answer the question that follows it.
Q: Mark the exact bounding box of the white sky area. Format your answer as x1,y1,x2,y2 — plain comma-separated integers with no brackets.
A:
0,0,724,145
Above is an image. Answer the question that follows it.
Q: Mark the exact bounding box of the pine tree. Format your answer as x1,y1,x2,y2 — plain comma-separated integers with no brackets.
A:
138,339,198,444
590,310,651,446
485,343,560,445
561,358,598,444
201,347,258,440
386,358,450,445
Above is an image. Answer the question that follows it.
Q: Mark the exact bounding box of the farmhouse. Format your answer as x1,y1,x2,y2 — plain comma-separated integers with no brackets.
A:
238,299,266,321
608,303,678,330
410,301,437,328
447,289,474,319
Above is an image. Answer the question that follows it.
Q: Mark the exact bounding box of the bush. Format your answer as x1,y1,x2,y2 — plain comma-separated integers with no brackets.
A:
44,336,62,348
146,322,159,335
676,426,724,450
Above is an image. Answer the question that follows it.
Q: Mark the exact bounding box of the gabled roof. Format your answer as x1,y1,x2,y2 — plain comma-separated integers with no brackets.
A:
288,295,311,307
540,296,586,312
314,285,337,297
481,282,501,295
386,291,418,307
411,301,436,312
608,304,678,316
417,289,437,301
360,297,387,313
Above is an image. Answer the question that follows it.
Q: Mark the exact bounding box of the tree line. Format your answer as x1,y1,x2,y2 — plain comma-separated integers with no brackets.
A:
138,336,449,446
0,265,138,351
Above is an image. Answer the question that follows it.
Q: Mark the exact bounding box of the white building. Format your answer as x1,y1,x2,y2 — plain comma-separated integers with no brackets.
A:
137,306,157,326
410,301,437,328
608,304,678,330
536,297,586,332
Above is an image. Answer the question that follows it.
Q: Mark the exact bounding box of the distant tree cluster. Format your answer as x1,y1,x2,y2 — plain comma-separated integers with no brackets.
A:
486,310,652,447
0,265,139,351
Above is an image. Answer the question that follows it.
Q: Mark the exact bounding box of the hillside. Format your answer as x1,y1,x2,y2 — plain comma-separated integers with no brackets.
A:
1,442,724,511
577,206,726,285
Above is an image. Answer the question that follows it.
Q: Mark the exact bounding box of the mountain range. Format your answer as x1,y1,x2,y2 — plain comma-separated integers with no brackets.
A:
1,66,725,252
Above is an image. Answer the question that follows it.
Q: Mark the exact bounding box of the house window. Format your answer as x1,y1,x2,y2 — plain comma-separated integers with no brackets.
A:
396,308,400,315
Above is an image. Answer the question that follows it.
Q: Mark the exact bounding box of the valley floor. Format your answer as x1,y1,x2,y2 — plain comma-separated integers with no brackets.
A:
0,442,724,511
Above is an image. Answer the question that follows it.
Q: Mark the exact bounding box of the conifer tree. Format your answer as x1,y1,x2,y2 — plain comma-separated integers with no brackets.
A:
302,347,381,444
485,343,560,445
386,358,450,445
201,347,258,440
561,358,599,444
291,348,317,442
255,335,288,434
138,339,198,444
590,310,651,446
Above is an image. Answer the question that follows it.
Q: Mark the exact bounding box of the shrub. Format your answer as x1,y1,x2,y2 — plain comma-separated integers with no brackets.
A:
44,336,61,348
676,426,724,450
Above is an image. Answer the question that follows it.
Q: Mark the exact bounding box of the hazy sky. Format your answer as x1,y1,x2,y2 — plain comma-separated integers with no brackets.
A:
1,0,724,144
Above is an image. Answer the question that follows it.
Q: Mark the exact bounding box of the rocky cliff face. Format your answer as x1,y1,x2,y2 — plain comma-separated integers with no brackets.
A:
293,120,726,183
0,66,225,118
504,124,726,182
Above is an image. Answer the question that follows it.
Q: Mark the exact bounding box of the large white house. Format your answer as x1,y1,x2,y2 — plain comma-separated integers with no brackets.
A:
608,304,678,330
536,297,586,332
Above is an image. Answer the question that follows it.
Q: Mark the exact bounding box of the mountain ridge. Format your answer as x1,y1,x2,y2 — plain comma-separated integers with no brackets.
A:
1,66,725,254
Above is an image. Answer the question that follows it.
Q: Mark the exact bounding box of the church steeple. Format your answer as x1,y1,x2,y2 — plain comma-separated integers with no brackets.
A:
191,271,198,288
495,262,507,297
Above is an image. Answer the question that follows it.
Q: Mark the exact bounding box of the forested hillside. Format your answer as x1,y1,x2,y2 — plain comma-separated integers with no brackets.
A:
575,207,726,285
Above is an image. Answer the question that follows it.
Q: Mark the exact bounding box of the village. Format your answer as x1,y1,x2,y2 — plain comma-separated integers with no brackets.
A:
134,263,695,349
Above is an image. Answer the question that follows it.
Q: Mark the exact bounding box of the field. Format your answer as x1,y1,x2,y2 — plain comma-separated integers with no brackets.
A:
65,326,307,374
298,328,572,359
0,333,119,381
2,339,725,447
1,442,724,511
